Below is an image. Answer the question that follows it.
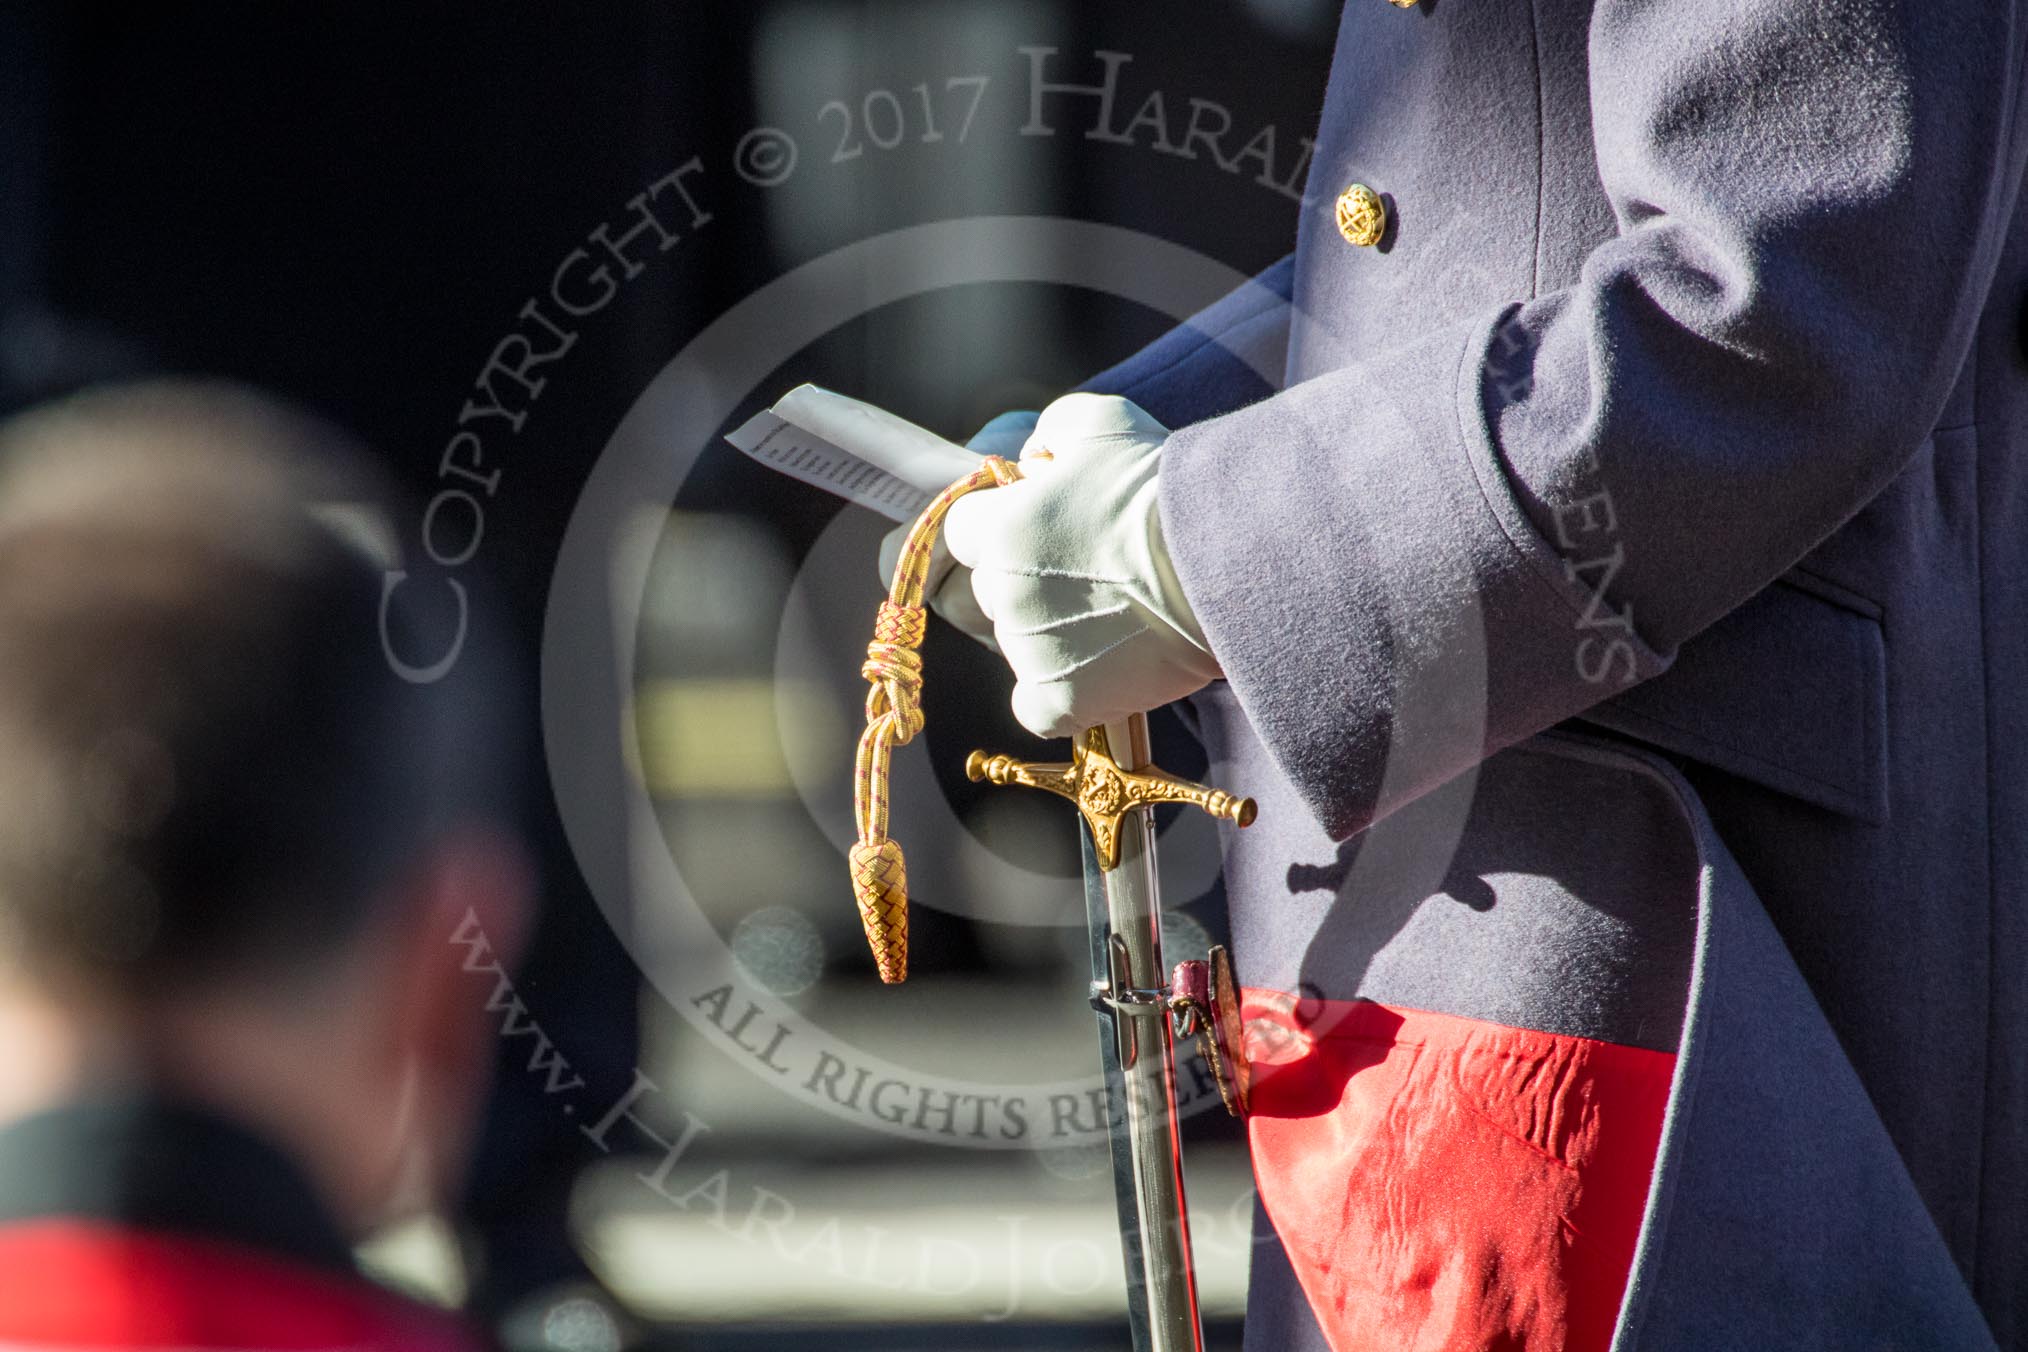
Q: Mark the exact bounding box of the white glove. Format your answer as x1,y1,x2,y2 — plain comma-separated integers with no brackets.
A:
877,410,1039,649
942,394,1219,739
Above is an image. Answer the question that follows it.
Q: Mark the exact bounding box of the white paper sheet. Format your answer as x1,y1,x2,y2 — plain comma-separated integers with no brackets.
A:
724,383,981,524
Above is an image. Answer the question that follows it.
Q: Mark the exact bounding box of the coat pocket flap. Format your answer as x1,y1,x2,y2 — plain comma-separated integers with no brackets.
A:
1577,576,1888,824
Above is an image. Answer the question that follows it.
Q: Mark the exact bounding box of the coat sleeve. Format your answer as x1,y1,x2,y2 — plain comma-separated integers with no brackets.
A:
1157,0,2023,840
1077,255,1295,428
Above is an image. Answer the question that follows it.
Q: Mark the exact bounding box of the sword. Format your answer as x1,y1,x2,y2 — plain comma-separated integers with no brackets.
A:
1092,715,1204,1352
840,452,1256,1351
726,388,1255,1348
969,716,1254,1350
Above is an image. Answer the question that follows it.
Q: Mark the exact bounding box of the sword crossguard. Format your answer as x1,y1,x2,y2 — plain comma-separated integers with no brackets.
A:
966,726,1257,871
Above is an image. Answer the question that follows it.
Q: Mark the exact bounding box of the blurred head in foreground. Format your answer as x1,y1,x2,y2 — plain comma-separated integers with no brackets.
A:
0,381,531,1236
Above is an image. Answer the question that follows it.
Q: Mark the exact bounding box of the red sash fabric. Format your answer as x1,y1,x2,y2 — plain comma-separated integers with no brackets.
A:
1244,993,1675,1352
0,1220,479,1352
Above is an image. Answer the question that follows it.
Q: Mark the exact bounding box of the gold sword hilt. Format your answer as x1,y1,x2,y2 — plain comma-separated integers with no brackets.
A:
966,725,1256,871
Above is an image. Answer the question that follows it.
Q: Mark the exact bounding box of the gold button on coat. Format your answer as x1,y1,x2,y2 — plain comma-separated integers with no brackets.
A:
1387,0,1419,7
1334,183,1386,247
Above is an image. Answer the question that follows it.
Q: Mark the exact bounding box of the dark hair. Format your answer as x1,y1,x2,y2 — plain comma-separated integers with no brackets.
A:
0,381,504,990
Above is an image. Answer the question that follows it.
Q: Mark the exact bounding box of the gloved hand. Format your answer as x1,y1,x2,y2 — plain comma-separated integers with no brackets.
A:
942,393,1219,739
876,410,1038,650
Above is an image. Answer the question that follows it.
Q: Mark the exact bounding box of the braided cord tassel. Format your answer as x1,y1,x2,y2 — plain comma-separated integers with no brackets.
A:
851,455,1022,983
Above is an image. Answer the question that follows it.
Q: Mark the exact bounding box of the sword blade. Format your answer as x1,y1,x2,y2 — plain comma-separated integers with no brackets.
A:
1084,713,1204,1352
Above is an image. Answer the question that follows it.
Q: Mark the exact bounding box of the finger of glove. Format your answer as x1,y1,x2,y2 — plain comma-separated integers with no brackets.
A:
1026,393,1169,459
968,564,997,623
927,563,999,651
1008,622,1218,739
1007,636,1169,739
984,577,1138,674
969,568,1124,641
942,481,1031,571
1009,678,1082,741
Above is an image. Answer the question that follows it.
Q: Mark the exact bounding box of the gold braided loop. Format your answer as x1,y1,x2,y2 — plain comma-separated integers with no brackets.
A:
850,454,1022,983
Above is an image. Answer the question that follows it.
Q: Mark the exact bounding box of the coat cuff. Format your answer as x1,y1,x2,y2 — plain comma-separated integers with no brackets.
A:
1157,309,1670,840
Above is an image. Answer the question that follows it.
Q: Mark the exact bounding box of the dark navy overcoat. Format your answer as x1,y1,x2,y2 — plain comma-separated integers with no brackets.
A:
1085,1,2027,1346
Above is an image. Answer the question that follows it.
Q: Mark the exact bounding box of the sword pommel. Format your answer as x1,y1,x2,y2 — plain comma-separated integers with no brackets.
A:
967,726,1255,871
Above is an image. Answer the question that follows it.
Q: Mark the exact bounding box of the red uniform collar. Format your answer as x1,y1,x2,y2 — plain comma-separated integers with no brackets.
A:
0,1096,356,1276
0,1098,478,1351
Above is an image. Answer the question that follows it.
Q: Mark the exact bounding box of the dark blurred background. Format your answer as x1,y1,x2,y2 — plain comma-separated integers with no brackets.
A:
0,4,1336,1347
